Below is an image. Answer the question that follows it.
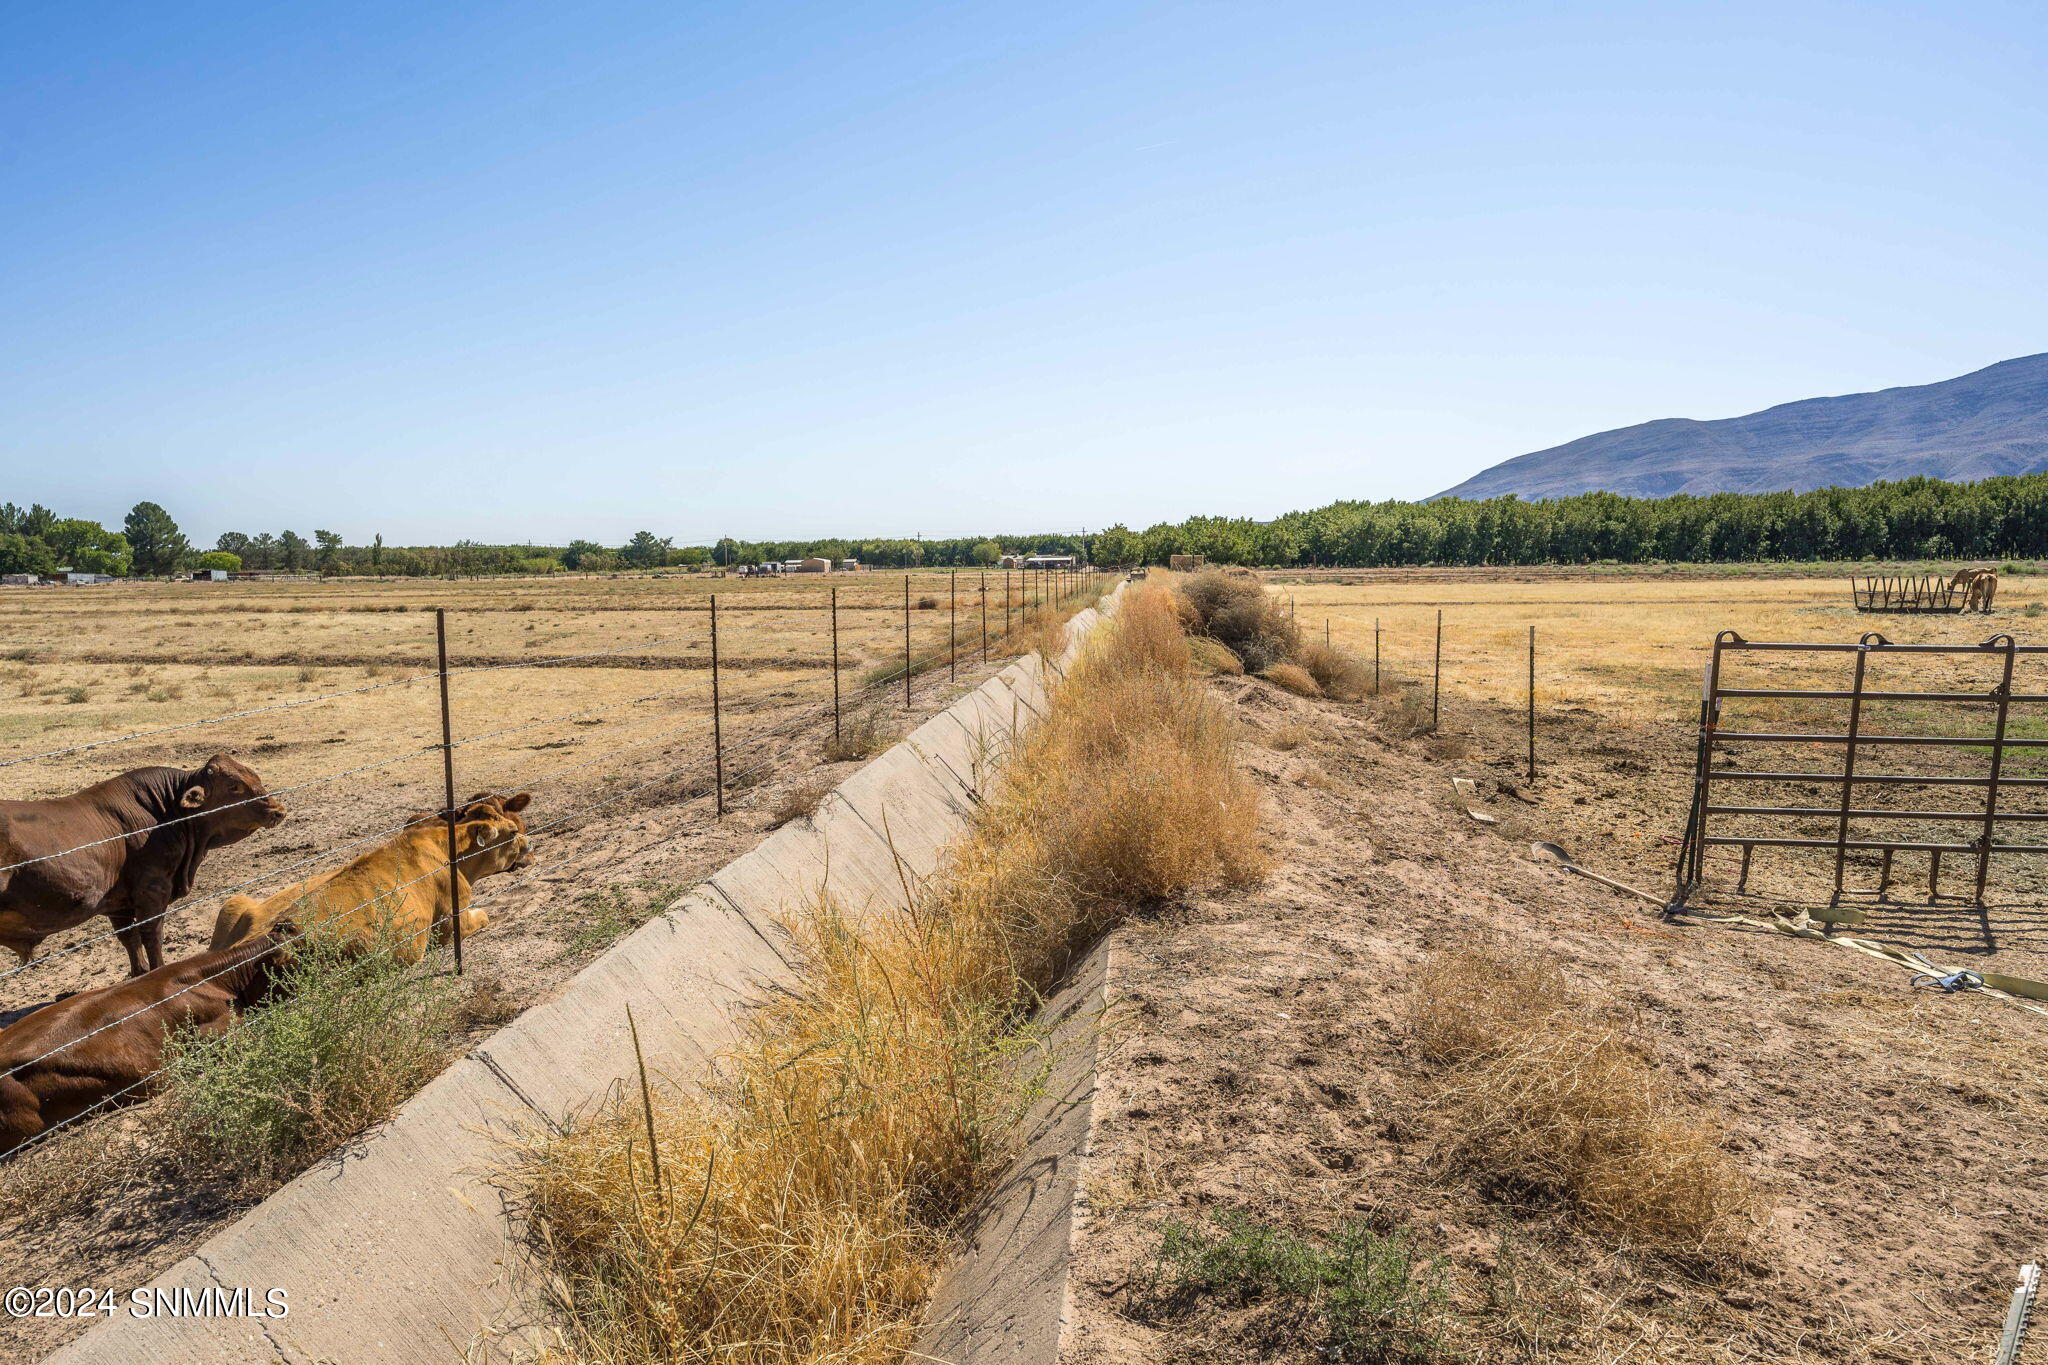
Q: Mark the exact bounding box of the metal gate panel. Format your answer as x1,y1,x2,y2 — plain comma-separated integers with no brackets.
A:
1673,631,2048,908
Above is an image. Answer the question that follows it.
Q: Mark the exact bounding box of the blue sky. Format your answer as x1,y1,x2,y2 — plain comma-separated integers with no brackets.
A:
4,1,2044,545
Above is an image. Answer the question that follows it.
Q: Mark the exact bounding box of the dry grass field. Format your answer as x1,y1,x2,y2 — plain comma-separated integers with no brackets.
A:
0,569,1074,1003
1273,568,2048,933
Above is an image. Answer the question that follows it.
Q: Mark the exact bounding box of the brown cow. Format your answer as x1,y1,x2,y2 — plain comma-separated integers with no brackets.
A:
0,755,287,977
0,925,298,1154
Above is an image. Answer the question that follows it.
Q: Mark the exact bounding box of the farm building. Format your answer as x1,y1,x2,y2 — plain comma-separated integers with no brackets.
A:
189,569,230,582
1022,554,1077,569
797,557,832,573
60,571,116,585
1,573,41,587
1168,553,1206,571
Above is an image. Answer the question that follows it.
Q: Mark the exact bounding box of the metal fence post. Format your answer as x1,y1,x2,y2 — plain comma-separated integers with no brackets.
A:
949,570,957,681
830,584,841,751
980,572,988,658
434,608,464,975
903,574,912,708
710,593,725,817
1832,643,1872,900
1374,617,1381,695
1976,634,2020,903
1526,625,1536,784
1431,609,1442,734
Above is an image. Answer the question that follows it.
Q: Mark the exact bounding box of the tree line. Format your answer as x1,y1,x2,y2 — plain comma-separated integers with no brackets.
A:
1108,474,2048,567
11,475,2048,580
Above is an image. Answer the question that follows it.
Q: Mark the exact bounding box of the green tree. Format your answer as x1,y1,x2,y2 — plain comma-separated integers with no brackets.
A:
370,533,385,572
45,518,118,561
72,545,130,575
1092,525,1143,566
971,540,1002,566
314,529,343,573
277,530,310,571
0,534,58,576
123,502,189,575
195,551,243,572
563,539,605,569
620,531,672,568
215,531,252,559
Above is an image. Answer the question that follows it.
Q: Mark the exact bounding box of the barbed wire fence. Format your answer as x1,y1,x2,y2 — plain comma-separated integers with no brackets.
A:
0,565,1106,1160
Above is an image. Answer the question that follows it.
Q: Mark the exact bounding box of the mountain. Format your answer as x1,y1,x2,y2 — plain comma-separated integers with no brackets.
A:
1432,352,2048,501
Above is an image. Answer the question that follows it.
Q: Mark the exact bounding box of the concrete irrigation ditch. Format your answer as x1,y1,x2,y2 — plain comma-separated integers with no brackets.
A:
45,590,1119,1365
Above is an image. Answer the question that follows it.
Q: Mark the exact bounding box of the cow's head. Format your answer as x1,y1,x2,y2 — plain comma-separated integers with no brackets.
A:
444,792,534,879
230,919,300,1010
181,754,287,843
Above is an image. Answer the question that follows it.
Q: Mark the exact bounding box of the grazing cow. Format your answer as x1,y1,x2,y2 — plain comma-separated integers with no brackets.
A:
0,755,287,977
210,792,532,961
1949,567,2000,612
0,925,298,1154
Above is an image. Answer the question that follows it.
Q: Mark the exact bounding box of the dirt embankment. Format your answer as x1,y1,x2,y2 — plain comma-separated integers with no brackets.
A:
1064,672,2048,1364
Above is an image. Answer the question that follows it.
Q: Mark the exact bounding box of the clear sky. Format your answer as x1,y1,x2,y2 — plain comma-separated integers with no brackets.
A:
4,1,2044,546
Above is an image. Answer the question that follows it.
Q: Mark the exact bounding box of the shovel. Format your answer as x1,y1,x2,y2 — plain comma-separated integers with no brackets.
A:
1528,841,1665,907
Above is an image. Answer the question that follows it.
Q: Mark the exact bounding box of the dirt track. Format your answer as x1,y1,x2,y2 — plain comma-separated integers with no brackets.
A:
1066,671,2048,1364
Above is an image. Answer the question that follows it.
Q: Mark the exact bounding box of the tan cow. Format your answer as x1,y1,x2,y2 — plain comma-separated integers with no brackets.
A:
1950,567,1999,612
209,793,532,960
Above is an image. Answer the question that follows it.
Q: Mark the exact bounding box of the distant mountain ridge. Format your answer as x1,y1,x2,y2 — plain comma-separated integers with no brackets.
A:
1432,352,2048,501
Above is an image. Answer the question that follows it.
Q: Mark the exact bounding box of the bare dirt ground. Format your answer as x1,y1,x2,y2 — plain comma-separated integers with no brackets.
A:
1065,669,2048,1364
0,582,1061,1362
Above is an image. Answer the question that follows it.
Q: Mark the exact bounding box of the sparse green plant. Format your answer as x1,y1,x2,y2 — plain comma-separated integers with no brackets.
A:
558,880,686,959
160,931,461,1186
1128,1210,1453,1363
823,708,890,762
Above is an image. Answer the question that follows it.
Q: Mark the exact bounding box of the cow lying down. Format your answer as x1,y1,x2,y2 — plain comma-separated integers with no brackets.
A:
210,792,532,960
0,926,298,1155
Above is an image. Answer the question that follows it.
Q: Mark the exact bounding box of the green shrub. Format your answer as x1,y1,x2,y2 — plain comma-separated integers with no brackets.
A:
161,933,461,1185
1131,1211,1452,1362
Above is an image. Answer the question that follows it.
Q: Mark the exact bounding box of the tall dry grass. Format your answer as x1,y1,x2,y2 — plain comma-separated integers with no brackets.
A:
1412,947,1757,1254
517,580,1261,1364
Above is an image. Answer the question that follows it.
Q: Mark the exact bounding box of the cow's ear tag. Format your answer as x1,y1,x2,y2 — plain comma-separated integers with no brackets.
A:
180,784,208,809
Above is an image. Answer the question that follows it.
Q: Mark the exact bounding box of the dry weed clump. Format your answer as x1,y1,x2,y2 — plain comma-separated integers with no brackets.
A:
823,708,891,762
1411,948,1757,1253
1186,637,1244,676
770,776,831,827
1368,687,1434,739
1295,641,1372,702
518,580,1263,1365
1266,723,1313,752
1260,663,1322,698
1179,570,1299,672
